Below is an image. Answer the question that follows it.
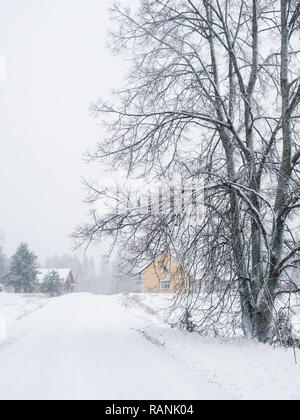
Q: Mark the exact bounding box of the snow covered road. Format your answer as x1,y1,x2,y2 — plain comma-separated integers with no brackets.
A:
0,293,227,400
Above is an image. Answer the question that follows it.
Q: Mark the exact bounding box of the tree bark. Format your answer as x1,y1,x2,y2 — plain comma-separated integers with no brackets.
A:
255,0,292,343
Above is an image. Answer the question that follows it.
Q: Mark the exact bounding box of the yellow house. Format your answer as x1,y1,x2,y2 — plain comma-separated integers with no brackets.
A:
142,254,189,293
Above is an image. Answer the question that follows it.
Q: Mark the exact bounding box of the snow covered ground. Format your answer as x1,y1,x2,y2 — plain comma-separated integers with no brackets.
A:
0,292,49,340
123,293,300,400
0,292,299,400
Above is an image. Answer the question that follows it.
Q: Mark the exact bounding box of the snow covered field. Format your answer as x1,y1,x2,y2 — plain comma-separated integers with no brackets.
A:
0,292,299,400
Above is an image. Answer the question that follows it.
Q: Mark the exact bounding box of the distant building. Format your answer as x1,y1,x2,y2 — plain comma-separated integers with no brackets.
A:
141,254,189,293
37,269,75,294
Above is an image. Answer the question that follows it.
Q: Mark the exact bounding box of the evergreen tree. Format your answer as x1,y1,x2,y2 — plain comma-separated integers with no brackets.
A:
180,309,197,333
8,243,38,293
41,270,63,297
0,246,8,284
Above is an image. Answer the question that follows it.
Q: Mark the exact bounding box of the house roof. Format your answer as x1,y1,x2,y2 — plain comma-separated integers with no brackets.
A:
37,269,73,284
141,254,183,273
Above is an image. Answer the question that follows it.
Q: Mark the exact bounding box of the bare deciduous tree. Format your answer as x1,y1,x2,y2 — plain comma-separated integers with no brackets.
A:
75,0,300,343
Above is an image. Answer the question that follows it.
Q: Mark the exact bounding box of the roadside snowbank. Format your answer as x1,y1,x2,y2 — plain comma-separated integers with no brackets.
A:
122,293,300,400
0,293,49,342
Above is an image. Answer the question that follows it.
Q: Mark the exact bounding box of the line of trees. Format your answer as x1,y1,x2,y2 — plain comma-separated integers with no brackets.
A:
0,246,103,294
0,242,103,295
75,0,300,344
44,254,98,293
0,237,129,296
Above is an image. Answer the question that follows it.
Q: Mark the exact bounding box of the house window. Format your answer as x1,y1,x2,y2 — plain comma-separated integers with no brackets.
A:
160,278,171,290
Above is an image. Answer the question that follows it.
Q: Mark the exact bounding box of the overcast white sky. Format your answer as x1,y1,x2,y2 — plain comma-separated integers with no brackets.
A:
0,0,125,263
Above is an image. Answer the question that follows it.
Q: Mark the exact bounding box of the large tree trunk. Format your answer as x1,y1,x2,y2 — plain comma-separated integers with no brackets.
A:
223,133,255,338
255,305,274,343
253,0,292,343
254,276,278,342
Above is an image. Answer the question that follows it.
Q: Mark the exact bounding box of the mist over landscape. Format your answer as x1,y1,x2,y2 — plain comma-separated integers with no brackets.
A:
0,0,124,265
0,0,300,402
